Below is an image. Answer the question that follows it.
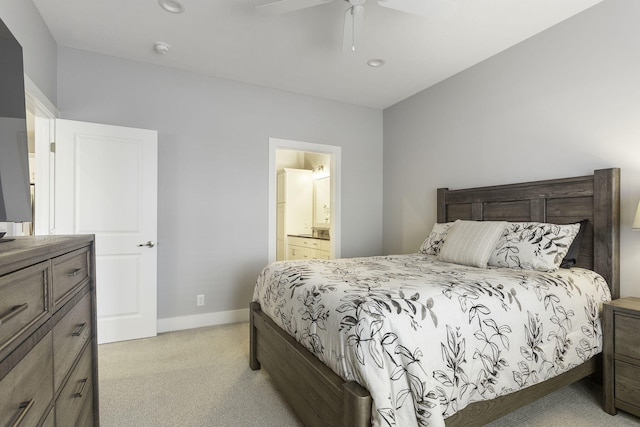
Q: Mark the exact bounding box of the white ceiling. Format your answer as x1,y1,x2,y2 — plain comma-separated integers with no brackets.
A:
32,0,604,109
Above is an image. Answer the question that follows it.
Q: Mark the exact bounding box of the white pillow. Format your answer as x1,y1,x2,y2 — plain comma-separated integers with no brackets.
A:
438,220,507,268
419,222,454,255
488,222,580,272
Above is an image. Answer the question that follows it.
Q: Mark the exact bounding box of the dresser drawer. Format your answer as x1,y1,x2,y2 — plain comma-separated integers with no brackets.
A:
314,250,331,260
289,246,310,260
288,236,329,250
314,239,330,252
615,360,640,407
56,343,93,427
41,407,55,427
287,236,307,248
74,385,95,427
52,248,90,309
0,332,53,427
614,313,640,360
53,292,92,391
0,261,50,355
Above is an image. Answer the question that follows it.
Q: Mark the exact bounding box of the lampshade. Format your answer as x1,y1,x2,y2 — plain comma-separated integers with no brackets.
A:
633,201,640,230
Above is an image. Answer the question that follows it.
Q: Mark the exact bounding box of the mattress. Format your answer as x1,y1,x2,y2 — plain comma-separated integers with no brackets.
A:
253,254,611,427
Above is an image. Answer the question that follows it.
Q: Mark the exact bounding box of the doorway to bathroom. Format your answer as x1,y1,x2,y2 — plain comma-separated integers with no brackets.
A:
268,138,341,263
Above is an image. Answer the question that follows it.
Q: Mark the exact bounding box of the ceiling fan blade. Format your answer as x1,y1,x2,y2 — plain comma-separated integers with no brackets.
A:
255,0,334,15
376,0,457,17
342,5,364,53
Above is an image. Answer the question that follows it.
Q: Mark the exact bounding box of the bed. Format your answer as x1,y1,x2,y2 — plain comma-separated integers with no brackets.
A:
250,168,620,426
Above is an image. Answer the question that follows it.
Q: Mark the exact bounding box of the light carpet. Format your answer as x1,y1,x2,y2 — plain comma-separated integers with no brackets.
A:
98,322,639,427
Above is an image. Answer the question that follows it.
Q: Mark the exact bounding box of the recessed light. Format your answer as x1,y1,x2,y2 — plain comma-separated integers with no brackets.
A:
154,42,170,54
367,58,385,68
159,0,184,14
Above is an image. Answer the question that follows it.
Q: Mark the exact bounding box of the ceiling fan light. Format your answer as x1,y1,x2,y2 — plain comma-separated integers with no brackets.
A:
367,58,385,67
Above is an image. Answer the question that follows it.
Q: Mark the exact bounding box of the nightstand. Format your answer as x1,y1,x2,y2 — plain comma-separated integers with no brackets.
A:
603,297,640,417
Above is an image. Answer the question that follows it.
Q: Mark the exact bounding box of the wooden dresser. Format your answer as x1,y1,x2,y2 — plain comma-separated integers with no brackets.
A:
0,235,98,426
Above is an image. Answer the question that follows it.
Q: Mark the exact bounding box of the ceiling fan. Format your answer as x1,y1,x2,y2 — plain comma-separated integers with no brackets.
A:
255,0,455,53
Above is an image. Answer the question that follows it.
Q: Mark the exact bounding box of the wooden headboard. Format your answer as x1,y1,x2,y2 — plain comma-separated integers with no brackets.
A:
437,168,620,299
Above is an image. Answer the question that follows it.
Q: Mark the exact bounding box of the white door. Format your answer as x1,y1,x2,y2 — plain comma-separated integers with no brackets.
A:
54,119,158,344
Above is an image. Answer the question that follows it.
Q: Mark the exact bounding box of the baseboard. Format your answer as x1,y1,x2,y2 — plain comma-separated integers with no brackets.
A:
157,308,249,333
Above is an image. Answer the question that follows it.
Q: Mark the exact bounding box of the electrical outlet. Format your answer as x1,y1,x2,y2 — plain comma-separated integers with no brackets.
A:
197,294,204,306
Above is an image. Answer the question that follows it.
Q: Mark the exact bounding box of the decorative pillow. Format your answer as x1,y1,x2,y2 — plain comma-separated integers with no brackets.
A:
438,220,507,268
419,222,454,255
560,219,588,268
488,222,581,272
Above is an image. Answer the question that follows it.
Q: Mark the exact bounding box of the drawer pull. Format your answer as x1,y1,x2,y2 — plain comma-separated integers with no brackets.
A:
67,268,84,277
72,322,87,337
73,378,89,398
11,400,35,427
0,303,28,325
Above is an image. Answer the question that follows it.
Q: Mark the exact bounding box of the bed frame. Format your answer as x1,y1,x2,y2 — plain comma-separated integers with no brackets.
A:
250,168,620,426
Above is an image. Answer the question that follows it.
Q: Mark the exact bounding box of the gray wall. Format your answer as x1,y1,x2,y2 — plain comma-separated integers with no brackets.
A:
5,0,637,316
383,0,640,297
56,47,383,320
0,0,57,104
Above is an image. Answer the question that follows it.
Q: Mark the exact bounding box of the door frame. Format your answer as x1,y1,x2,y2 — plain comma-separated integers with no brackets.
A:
25,75,58,236
268,138,341,263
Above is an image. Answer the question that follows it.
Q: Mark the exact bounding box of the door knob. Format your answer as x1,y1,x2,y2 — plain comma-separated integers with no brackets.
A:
138,241,156,248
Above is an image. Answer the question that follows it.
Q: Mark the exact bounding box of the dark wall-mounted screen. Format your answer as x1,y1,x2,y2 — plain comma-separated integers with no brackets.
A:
0,17,32,223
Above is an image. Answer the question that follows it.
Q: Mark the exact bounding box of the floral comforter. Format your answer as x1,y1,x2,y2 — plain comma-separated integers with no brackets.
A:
252,254,611,427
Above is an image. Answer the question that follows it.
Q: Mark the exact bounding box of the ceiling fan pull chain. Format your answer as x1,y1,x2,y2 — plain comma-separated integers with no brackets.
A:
343,1,364,53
